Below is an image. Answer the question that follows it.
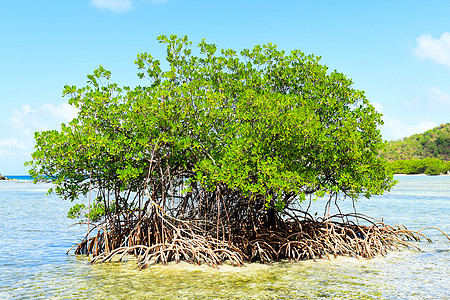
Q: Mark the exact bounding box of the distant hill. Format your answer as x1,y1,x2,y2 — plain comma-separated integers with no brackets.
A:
383,123,450,162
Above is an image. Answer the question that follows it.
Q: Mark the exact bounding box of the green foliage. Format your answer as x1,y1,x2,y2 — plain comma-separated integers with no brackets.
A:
383,124,450,175
446,161,450,173
67,200,110,222
67,203,86,219
27,35,395,216
383,123,450,161
388,158,449,175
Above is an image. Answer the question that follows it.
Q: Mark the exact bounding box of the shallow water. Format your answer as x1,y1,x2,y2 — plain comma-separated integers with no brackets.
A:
0,176,449,299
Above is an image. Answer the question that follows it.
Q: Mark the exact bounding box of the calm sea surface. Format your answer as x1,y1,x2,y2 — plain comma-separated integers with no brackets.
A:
0,176,449,299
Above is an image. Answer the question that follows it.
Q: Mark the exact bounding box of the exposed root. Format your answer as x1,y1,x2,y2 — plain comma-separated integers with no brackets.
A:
72,204,440,268
417,226,450,241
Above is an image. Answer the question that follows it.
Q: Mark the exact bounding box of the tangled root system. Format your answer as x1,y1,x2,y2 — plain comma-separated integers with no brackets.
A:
71,195,436,268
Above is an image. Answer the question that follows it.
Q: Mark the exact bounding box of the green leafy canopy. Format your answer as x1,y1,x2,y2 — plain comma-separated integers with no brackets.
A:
26,35,395,214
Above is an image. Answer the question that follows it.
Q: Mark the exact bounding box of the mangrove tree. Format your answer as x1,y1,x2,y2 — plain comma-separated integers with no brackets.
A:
27,35,427,267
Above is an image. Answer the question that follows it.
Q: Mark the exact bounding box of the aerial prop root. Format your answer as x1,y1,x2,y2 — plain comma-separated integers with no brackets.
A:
80,210,247,268
69,206,447,268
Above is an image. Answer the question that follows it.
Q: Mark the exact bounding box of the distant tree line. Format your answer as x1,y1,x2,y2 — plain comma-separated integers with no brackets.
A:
383,123,450,175
383,123,450,162
388,158,450,175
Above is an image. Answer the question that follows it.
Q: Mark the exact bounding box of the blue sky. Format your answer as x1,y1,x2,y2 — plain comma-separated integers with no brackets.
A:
1,0,450,174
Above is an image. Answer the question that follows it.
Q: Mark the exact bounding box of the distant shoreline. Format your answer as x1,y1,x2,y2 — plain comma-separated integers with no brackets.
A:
0,175,33,181
394,173,450,176
0,174,11,180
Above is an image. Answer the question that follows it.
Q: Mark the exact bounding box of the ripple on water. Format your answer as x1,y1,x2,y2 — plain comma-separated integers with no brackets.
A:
0,176,449,299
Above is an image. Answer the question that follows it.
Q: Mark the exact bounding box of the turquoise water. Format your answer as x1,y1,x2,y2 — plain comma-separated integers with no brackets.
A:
2,175,34,180
0,176,449,299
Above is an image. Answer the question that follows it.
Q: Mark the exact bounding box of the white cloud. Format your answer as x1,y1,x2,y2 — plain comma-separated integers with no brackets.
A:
91,0,133,12
0,138,27,155
382,116,436,141
144,0,169,3
373,103,437,140
10,102,78,140
90,0,169,11
41,103,79,122
11,105,42,137
397,86,450,112
1,103,79,174
415,32,450,67
428,86,450,108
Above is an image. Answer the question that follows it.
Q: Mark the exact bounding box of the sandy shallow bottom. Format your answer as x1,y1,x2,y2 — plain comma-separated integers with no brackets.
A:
0,176,449,299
